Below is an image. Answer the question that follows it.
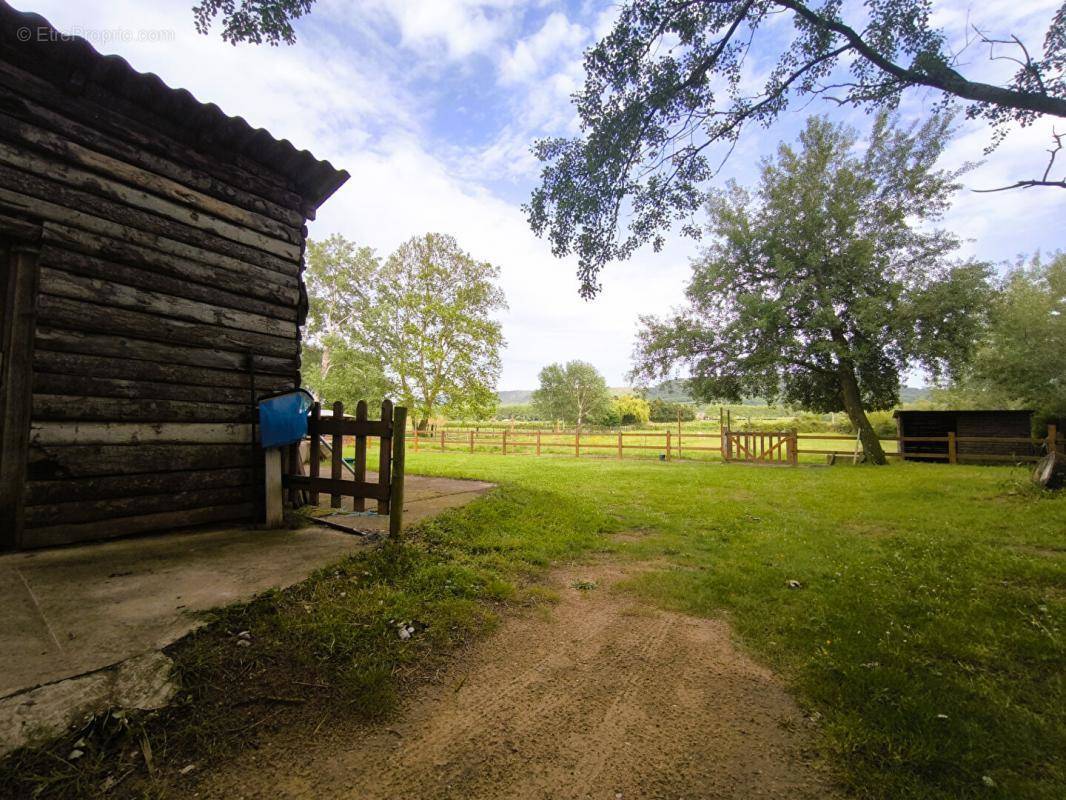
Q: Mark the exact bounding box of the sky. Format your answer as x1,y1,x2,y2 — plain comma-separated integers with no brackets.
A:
19,0,1066,389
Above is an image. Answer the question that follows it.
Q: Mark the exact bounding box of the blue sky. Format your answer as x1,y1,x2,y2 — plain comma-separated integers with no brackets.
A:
23,0,1066,389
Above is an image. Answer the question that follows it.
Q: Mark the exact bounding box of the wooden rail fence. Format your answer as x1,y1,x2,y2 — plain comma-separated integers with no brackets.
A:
405,424,1061,466
283,399,407,536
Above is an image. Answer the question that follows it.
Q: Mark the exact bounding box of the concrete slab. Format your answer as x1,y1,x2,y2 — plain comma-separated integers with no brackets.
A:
314,474,494,534
1,475,492,702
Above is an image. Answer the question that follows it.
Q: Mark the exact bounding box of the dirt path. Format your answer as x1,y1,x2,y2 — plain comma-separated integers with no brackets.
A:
195,562,836,799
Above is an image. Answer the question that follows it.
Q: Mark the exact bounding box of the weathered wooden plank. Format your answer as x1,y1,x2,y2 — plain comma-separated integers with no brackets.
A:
30,422,252,446
40,267,297,339
40,247,298,324
43,224,299,306
33,348,295,392
33,372,251,404
316,416,392,438
0,243,40,550
22,503,255,548
0,58,303,210
0,186,299,281
331,400,343,509
32,394,252,423
37,295,299,359
353,400,368,512
0,111,303,239
27,443,253,480
0,96,304,227
24,486,253,527
378,399,393,515
34,327,298,376
26,467,255,504
0,141,301,257
283,475,388,501
0,164,301,274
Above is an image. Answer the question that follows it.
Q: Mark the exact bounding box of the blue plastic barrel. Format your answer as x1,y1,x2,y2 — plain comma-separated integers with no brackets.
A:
258,389,313,449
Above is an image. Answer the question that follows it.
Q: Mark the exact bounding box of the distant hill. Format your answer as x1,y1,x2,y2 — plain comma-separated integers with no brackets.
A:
498,389,533,404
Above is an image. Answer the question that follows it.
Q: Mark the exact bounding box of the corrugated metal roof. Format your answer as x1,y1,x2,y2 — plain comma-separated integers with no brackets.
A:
0,1,348,212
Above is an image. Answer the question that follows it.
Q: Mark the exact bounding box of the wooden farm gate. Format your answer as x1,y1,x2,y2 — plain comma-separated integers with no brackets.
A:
722,429,797,466
282,399,408,536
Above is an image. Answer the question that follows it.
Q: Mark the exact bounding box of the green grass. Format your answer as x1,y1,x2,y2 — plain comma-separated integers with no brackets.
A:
399,452,1065,800
2,454,1062,799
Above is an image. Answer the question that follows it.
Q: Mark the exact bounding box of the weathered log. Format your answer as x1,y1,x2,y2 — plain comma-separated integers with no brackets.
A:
0,58,302,211
1032,452,1066,490
34,327,298,376
34,349,292,392
0,164,301,274
24,486,254,527
0,110,303,239
30,421,252,446
33,372,252,404
37,295,298,359
26,467,255,504
32,394,253,423
43,223,299,306
27,443,253,480
21,504,256,548
0,141,301,255
39,247,299,324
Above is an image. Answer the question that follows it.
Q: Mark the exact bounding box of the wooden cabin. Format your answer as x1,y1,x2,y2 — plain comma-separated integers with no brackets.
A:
0,3,348,550
894,410,1035,463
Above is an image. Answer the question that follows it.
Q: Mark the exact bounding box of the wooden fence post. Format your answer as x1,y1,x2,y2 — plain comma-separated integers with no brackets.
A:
389,406,407,538
575,428,580,458
536,430,541,456
264,448,283,527
666,429,672,461
330,400,344,508
790,429,798,466
378,399,393,514
353,400,368,512
503,429,508,455
1049,424,1059,455
440,428,446,451
470,429,475,453
618,431,623,460
308,402,321,506
413,416,419,452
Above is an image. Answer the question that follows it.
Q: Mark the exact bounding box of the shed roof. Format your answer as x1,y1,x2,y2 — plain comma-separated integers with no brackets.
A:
892,409,1033,418
0,1,348,212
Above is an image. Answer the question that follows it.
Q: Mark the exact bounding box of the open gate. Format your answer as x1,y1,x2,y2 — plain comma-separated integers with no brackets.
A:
722,429,797,466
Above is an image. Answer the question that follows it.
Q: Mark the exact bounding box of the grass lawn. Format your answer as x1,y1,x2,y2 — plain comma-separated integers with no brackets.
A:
3,455,1062,799
399,453,1065,800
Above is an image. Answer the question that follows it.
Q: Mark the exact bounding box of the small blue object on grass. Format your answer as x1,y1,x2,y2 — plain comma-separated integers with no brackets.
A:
258,389,314,449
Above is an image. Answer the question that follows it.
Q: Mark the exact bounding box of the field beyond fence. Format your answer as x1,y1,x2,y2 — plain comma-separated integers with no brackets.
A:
405,426,1062,465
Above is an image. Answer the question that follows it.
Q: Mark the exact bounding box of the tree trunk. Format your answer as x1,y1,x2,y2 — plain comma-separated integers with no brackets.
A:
837,366,887,465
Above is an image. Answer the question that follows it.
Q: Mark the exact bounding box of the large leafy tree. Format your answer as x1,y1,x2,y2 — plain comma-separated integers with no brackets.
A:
302,235,389,408
371,234,507,428
952,253,1066,428
527,0,1066,297
631,114,991,463
532,361,612,427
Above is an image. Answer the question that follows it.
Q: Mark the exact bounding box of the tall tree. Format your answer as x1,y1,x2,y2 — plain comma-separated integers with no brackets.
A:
532,361,612,427
369,234,507,428
631,114,991,464
302,235,389,405
957,253,1066,427
527,1,1066,297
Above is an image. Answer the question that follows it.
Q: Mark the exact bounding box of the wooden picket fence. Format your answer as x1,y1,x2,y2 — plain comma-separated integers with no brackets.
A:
406,424,1062,466
282,399,408,536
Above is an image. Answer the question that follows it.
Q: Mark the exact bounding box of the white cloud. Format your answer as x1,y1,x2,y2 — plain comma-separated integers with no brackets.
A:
498,11,587,85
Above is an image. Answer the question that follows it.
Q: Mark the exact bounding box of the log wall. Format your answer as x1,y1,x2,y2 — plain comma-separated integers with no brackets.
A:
0,56,312,548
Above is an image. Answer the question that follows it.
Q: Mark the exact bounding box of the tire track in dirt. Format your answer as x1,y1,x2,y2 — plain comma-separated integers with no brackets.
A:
195,562,837,799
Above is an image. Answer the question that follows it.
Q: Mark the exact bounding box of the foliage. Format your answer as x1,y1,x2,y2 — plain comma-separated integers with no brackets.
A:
648,398,696,423
372,234,506,427
302,235,389,406
631,114,991,463
494,403,543,421
527,1,1066,296
961,253,1066,430
600,394,652,426
193,0,314,45
531,361,612,426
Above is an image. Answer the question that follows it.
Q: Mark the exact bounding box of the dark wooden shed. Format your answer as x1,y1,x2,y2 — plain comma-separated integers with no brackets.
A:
0,3,348,550
894,410,1036,463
